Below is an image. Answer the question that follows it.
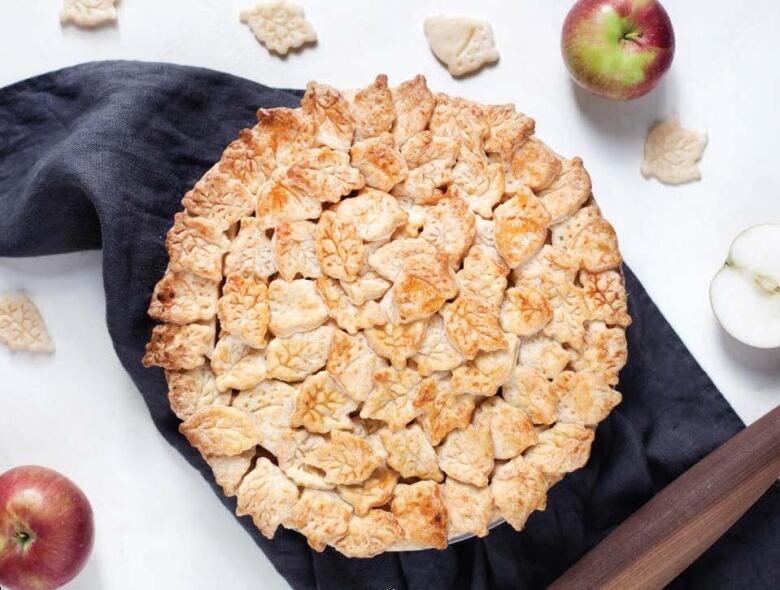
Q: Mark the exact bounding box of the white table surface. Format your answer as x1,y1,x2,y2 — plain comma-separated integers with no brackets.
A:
1,1,779,588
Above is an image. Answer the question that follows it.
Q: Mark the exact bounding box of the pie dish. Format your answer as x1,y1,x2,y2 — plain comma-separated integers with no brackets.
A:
142,74,630,558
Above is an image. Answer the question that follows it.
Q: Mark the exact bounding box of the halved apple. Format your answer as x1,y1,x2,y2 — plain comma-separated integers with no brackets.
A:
710,224,780,348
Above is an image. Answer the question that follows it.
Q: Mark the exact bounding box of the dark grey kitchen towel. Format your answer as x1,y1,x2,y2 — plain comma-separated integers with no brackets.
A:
0,61,777,590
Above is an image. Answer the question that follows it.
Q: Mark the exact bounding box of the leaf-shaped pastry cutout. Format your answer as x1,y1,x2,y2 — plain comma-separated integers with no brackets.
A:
266,325,333,382
283,490,353,552
224,217,277,280
523,423,594,485
417,375,475,446
420,191,477,268
412,314,465,377
301,82,355,152
239,0,317,56
205,449,256,497
60,0,117,27
256,168,322,229
291,371,357,433
236,458,299,539
349,133,408,192
179,406,259,456
315,211,365,281
268,278,329,337
332,510,405,558
304,430,383,485
541,282,588,349
232,380,296,456
347,74,396,142
391,252,459,323
337,467,398,516
500,283,553,337
211,333,267,392
365,318,429,370
315,277,387,335
570,321,628,386
327,330,385,402
443,478,493,538
441,295,506,359
334,188,408,242
182,169,255,229
142,322,215,371
494,187,551,267
381,424,443,481
391,481,448,550
391,75,435,146
490,456,547,530
148,270,219,325
474,397,537,459
641,118,707,184
284,147,365,203
456,245,508,308
482,103,535,159
360,367,435,429
218,129,275,193
0,294,54,353
253,107,316,167
217,273,270,349
503,365,557,425
166,213,230,281
436,424,494,487
271,220,320,281
504,137,561,193
424,15,500,77
579,270,632,327
537,157,592,223
392,131,459,205
165,366,231,421
553,370,622,426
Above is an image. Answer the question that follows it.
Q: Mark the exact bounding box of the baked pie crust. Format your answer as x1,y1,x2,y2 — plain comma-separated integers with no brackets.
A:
143,75,630,557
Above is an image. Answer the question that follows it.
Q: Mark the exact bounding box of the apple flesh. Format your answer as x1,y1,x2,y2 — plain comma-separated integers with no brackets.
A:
710,224,780,349
562,0,675,100
0,466,94,590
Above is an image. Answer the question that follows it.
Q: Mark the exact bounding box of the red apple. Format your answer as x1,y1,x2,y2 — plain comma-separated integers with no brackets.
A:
0,466,94,590
561,0,675,100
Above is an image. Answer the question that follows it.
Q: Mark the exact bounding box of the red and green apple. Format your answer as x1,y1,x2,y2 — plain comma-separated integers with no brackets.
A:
561,0,675,100
0,466,94,590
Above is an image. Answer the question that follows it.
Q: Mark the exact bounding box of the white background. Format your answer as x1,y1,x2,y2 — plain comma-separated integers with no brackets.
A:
1,1,779,588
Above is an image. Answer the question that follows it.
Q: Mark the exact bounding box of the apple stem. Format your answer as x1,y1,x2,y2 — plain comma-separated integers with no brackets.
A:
624,31,642,41
14,530,33,549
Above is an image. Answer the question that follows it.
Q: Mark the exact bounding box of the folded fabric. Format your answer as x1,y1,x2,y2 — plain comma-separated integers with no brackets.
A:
1,61,777,590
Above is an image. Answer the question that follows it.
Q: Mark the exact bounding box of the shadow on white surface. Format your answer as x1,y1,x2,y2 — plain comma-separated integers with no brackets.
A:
65,553,104,590
717,322,780,379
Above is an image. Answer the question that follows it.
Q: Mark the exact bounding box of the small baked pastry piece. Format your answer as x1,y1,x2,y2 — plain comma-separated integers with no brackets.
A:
437,424,494,487
166,213,230,282
337,467,399,516
456,245,509,308
265,325,333,382
284,147,365,204
236,458,299,539
277,429,334,490
503,366,558,426
570,321,628,386
165,365,231,421
224,217,277,280
284,489,353,551
254,107,316,167
579,270,632,328
494,187,551,268
333,510,405,558
301,82,355,153
441,295,506,359
517,335,572,380
451,150,505,219
368,238,438,281
442,478,493,538
430,94,488,153
179,406,259,456
417,375,475,446
361,367,435,430
347,75,396,142
315,276,387,335
268,278,329,337
391,252,459,324
365,319,429,370
513,244,579,289
182,169,255,229
239,0,317,56
554,371,622,427
500,282,553,338
326,330,385,402
205,449,255,497
349,133,408,192
219,129,275,193
392,131,459,205
503,137,561,193
314,211,365,282
421,191,477,268
490,456,548,530
541,282,588,350
232,380,297,456
391,481,448,550
217,273,270,349
304,429,383,486
451,333,519,396
391,75,435,146
143,322,215,371
256,168,323,229
211,333,267,392
148,270,219,325
334,188,408,243
537,157,592,224
291,371,358,434
551,205,622,273
482,104,535,159
475,397,538,459
413,314,466,377
523,423,595,485
381,424,443,482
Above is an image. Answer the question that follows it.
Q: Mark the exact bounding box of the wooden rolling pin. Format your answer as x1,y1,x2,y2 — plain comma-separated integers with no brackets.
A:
550,405,780,590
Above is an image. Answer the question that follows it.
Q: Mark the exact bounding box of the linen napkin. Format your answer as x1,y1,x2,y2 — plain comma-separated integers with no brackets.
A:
1,61,777,590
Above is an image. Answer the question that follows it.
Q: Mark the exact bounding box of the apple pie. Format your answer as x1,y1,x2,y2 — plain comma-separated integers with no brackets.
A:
143,74,630,557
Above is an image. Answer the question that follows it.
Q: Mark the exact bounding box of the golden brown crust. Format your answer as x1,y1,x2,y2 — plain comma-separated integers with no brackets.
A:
147,75,630,553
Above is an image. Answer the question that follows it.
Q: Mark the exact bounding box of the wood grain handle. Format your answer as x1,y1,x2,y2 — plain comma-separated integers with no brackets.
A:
550,405,780,590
